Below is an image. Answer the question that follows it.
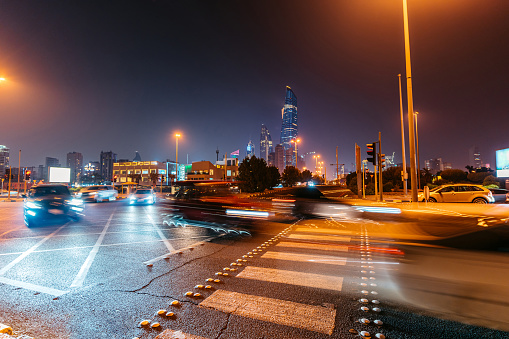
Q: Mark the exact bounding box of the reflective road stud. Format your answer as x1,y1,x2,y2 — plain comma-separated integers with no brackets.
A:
157,309,166,315
374,320,383,326
151,322,160,328
171,300,180,306
185,291,193,296
166,312,175,317
139,320,149,326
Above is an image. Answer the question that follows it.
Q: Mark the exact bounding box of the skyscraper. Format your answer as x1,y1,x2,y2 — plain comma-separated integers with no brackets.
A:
0,145,9,178
67,152,83,184
260,124,273,162
100,151,117,182
280,86,298,166
246,140,255,159
274,144,285,173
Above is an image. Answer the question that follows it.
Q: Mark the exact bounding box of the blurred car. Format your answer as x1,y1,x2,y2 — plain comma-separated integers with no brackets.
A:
23,184,84,227
129,188,156,205
78,185,118,202
488,188,509,203
418,184,494,204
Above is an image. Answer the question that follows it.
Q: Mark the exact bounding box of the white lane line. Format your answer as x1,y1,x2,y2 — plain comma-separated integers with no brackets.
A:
236,266,343,291
287,234,351,242
200,290,336,335
261,251,347,266
144,207,174,252
0,276,68,297
70,211,115,288
0,225,25,238
143,235,223,266
276,241,348,252
0,223,69,276
294,227,351,235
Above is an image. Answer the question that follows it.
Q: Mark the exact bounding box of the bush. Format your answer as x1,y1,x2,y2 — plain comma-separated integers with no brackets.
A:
483,175,499,187
383,182,394,192
440,169,467,183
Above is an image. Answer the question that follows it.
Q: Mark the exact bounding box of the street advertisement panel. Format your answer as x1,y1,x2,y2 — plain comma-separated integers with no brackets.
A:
49,167,71,183
496,148,509,177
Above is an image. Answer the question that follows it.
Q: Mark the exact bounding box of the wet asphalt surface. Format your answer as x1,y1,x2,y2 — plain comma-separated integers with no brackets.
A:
0,198,508,339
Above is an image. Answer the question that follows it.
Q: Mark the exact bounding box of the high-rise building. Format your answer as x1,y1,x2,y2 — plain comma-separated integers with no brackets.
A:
67,152,83,184
274,144,285,173
133,151,142,162
469,146,482,169
424,158,444,174
100,151,117,182
259,124,273,162
280,86,298,166
0,145,9,178
246,140,255,159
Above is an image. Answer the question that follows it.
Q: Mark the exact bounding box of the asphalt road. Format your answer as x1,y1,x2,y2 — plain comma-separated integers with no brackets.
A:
0,198,508,339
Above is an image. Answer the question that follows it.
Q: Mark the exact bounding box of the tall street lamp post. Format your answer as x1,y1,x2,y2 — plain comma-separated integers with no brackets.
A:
398,74,408,195
415,111,421,189
175,133,181,182
291,138,301,169
313,155,320,174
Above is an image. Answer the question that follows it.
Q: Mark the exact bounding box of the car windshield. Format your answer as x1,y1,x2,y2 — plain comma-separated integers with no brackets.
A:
135,190,151,194
429,186,444,192
30,186,70,197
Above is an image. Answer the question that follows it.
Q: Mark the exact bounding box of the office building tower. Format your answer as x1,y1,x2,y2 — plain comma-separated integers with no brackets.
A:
246,140,255,159
0,145,9,178
260,124,273,162
469,146,482,169
100,151,117,182
133,151,142,162
67,152,83,184
280,86,298,166
274,144,285,173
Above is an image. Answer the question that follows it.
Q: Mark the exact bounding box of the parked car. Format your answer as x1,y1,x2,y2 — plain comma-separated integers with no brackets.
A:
78,185,118,202
488,188,509,203
23,184,84,227
418,184,495,204
129,188,156,205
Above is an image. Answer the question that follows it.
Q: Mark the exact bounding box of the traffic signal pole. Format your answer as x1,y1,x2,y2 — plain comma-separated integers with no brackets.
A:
379,132,383,202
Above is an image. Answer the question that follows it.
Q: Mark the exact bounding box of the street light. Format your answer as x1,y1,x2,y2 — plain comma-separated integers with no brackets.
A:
414,111,420,189
313,155,320,174
291,138,301,169
175,133,181,182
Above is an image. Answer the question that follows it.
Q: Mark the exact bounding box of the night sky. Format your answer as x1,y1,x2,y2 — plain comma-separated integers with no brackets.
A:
1,0,508,175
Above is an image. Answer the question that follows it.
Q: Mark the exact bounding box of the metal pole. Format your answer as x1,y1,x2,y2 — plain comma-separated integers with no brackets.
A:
415,111,421,189
17,150,20,197
175,135,179,182
398,74,408,195
403,0,418,202
362,161,366,199
7,167,11,199
379,132,383,202
374,164,378,201
336,146,339,184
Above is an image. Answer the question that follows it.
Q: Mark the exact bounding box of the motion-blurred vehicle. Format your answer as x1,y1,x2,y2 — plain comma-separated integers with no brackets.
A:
488,188,509,203
78,185,118,202
23,184,84,227
129,188,156,205
418,184,494,204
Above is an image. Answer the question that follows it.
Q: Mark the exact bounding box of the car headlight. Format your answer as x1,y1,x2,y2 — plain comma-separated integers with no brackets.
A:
68,198,84,206
26,201,42,209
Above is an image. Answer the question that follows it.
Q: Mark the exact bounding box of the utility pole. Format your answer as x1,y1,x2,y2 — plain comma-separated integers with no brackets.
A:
336,146,339,184
16,150,21,197
398,74,408,195
355,144,362,198
378,132,383,202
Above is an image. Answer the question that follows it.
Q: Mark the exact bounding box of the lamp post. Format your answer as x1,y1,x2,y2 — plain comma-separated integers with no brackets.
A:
175,133,181,182
398,74,408,195
313,155,320,174
291,138,301,169
414,111,421,189
402,0,418,202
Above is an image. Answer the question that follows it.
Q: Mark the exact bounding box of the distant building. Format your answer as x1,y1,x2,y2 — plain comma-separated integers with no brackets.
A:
100,151,117,183
259,124,273,162
45,157,61,181
113,161,167,185
469,146,482,169
215,157,239,181
67,152,83,184
280,86,298,166
0,145,9,178
133,151,142,162
425,158,445,174
246,140,255,159
285,147,294,168
274,144,285,173
187,161,224,181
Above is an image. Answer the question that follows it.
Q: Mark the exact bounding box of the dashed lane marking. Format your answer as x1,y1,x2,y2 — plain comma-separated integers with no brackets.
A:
199,290,336,335
276,241,348,252
0,276,68,297
144,207,174,252
261,251,347,266
287,234,351,242
236,266,343,291
154,329,209,339
294,227,352,235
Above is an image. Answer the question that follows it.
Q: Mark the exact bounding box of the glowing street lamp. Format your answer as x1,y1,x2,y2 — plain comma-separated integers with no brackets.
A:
291,138,301,169
313,155,320,174
175,133,181,181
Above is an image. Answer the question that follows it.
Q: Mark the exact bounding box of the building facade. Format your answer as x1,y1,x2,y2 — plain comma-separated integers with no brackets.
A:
100,151,117,182
67,152,83,184
246,140,255,159
0,145,9,178
280,86,298,166
259,124,273,162
274,144,285,173
113,161,167,185
469,146,482,169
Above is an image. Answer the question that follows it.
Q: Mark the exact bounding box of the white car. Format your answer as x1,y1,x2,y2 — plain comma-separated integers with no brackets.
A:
78,185,118,202
129,188,156,205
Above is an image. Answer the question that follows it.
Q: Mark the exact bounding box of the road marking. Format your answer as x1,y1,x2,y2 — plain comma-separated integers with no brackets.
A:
237,266,343,291
155,329,209,339
0,276,68,297
276,241,348,252
145,207,174,252
70,211,115,288
287,234,351,242
200,290,336,335
294,227,351,235
261,251,347,266
0,223,68,276
0,225,25,238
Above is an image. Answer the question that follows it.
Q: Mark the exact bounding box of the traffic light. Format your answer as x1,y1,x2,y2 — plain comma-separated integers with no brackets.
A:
366,143,377,165
5,168,10,180
380,154,386,169
25,170,31,181
113,175,118,182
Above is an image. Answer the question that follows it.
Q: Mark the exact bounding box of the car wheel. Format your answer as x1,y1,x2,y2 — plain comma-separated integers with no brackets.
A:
473,197,487,204
427,197,437,203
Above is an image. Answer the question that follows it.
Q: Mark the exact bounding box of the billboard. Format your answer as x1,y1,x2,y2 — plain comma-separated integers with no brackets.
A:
49,167,71,183
496,148,509,177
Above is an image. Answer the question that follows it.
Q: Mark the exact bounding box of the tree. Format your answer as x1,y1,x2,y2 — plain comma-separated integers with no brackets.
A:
301,169,313,183
312,174,325,185
237,156,272,193
149,172,159,186
440,169,467,183
128,173,142,184
266,166,281,189
483,175,499,187
282,166,301,187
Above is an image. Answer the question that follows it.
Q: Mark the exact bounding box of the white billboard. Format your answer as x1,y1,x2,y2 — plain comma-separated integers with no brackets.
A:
496,148,509,178
49,167,71,183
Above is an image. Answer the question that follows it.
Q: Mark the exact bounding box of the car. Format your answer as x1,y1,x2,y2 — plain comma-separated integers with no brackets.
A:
418,184,495,204
488,188,509,203
129,188,156,205
78,185,118,202
23,184,84,227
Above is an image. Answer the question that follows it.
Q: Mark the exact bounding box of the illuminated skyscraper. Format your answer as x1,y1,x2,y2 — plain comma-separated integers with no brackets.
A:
246,140,255,159
66,151,83,184
0,145,9,178
280,86,298,166
260,124,273,162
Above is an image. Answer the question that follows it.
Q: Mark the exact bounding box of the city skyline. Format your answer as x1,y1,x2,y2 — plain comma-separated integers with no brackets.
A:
0,1,508,171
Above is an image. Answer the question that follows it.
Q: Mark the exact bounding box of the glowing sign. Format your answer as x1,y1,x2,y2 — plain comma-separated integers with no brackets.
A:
496,148,509,177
